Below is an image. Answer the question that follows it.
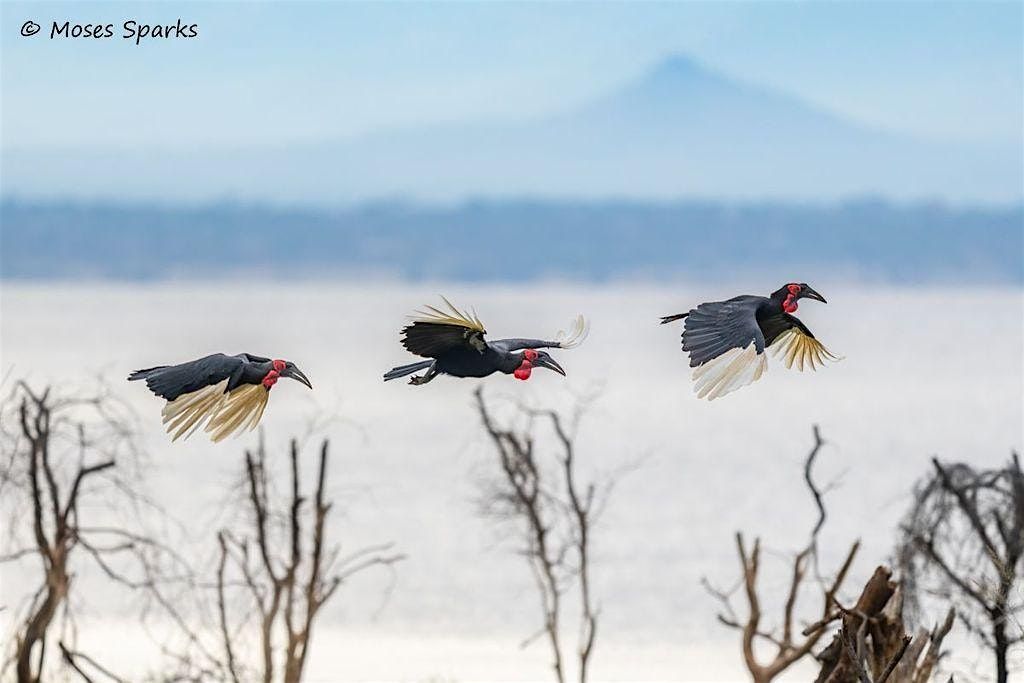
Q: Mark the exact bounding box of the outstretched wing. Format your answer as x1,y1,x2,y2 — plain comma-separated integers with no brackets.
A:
131,353,271,442
400,297,488,358
128,353,244,401
761,313,840,371
490,314,590,353
159,379,229,441
682,298,767,400
157,380,270,443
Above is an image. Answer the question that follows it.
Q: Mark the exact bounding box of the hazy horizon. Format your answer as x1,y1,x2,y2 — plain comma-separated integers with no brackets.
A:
3,198,1021,285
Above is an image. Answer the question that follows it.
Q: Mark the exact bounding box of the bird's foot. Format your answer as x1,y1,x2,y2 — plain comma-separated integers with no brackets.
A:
408,373,433,385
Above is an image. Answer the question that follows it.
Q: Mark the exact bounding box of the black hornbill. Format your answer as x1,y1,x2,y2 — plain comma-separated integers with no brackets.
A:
660,283,839,400
384,297,589,385
128,353,312,442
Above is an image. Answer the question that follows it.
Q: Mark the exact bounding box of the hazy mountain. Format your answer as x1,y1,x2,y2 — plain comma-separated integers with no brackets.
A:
2,198,1020,282
3,55,1020,204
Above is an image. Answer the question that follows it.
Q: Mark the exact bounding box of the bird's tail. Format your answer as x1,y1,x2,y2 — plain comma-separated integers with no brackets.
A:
383,360,434,382
659,313,689,325
128,366,169,381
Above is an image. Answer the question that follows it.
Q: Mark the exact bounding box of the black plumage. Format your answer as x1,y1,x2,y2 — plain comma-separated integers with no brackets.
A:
130,353,264,400
680,297,768,367
129,353,311,442
384,298,588,385
660,283,838,399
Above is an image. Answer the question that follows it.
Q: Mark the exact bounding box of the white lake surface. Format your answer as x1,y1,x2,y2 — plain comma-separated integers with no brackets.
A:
1,282,1021,681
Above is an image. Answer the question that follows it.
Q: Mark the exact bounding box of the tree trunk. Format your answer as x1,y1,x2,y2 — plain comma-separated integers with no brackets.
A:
993,619,1008,683
16,570,69,683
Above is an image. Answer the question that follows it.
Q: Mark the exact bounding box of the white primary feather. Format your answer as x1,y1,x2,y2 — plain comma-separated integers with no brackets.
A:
692,344,768,400
411,296,486,332
206,383,269,443
158,380,271,443
556,314,590,349
769,328,840,372
161,380,229,442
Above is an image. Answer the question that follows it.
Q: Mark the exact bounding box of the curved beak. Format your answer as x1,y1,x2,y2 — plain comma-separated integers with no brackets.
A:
802,286,827,304
283,366,313,389
534,355,566,377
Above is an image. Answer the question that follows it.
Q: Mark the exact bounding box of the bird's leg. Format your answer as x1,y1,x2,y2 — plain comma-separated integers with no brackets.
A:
408,366,439,385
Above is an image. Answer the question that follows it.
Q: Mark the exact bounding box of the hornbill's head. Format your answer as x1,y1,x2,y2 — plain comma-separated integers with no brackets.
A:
268,359,313,389
773,282,826,313
512,349,566,380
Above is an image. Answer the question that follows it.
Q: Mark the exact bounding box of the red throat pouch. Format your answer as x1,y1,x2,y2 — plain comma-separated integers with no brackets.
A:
514,362,533,380
783,285,800,313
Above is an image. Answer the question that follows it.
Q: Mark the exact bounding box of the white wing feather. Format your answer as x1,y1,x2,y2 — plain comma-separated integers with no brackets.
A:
159,380,270,443
769,328,841,371
692,344,768,400
555,314,590,349
411,296,486,332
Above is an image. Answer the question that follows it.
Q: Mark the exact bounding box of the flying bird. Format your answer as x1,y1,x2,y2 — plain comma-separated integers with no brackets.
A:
384,297,589,385
129,353,312,442
660,283,839,400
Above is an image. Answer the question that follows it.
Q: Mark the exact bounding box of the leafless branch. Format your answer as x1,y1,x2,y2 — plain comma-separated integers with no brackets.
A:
704,426,859,683
475,387,609,683
1,381,177,683
159,436,403,683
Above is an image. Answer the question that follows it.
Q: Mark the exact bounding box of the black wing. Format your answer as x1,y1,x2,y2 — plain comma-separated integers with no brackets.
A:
400,298,489,359
682,297,766,367
759,311,817,343
401,322,487,358
488,337,558,353
489,315,589,354
128,353,245,401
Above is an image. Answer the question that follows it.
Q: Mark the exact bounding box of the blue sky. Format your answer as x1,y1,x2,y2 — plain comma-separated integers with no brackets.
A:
2,1,1021,150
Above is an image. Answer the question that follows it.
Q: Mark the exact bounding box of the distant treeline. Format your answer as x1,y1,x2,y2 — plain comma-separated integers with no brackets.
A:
1,198,1021,282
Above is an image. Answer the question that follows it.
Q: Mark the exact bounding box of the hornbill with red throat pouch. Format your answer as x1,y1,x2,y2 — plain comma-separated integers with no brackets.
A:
128,353,312,442
660,283,839,400
384,297,589,385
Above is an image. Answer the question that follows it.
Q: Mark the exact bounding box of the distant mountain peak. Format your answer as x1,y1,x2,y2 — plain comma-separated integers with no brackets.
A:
647,53,707,79
608,53,735,107
581,52,740,118
638,54,719,89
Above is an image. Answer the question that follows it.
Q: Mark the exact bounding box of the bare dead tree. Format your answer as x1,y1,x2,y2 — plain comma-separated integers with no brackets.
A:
474,387,608,683
0,381,189,683
814,567,955,683
159,436,404,683
703,426,861,683
897,454,1024,682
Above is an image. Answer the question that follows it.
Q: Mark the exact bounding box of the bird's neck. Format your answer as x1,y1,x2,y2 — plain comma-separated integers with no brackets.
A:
261,359,286,388
499,353,528,375
769,288,798,314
